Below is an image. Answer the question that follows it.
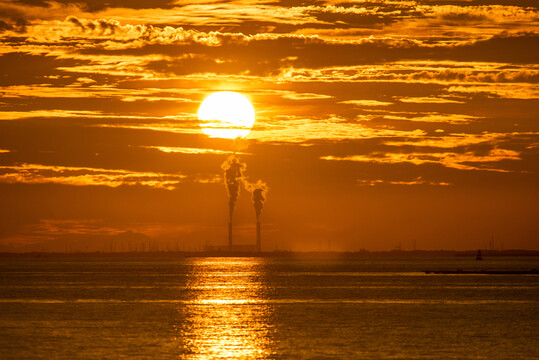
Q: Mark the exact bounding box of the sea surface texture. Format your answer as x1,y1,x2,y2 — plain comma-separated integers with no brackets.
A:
0,257,538,359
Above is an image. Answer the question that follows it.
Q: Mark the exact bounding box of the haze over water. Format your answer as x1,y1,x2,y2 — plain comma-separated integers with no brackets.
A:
1,257,538,359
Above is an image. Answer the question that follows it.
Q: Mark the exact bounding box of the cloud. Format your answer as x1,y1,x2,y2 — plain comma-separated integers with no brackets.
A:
321,148,521,172
446,84,539,99
398,97,465,104
280,92,333,100
339,100,393,106
276,62,539,85
250,115,426,143
382,132,509,149
0,163,187,189
141,146,248,155
357,177,451,186
417,5,539,24
0,1,83,23
383,113,483,124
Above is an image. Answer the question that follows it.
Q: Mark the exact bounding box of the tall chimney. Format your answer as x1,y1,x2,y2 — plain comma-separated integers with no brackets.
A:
256,221,261,252
228,221,233,251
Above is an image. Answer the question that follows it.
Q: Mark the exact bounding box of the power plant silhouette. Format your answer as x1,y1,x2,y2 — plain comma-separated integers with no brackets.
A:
205,156,267,252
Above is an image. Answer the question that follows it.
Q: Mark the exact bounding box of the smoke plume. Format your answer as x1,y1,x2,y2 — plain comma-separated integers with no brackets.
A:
221,156,246,218
246,180,268,221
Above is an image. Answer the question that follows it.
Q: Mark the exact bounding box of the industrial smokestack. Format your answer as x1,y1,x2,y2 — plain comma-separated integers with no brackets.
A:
256,221,261,252
229,221,233,251
246,181,267,221
252,186,265,220
222,156,245,251
245,180,267,253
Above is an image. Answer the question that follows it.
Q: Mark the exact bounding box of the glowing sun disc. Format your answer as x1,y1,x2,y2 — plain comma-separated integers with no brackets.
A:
198,91,255,139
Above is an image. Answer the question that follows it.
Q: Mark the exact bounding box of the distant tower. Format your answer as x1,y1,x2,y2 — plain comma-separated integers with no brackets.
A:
476,249,483,260
256,221,261,252
228,221,233,251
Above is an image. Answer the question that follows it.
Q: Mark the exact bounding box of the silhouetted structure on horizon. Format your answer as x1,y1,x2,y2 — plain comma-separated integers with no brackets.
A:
476,249,483,260
222,156,245,252
256,221,261,252
204,244,257,252
228,221,233,251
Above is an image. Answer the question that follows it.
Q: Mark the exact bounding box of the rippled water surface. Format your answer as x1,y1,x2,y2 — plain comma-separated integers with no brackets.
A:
1,257,538,359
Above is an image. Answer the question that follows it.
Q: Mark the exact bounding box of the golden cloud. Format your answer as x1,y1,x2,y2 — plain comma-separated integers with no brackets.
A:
250,115,426,143
141,146,248,155
357,177,451,186
382,132,510,149
339,100,393,107
0,164,187,190
321,148,521,172
398,97,464,104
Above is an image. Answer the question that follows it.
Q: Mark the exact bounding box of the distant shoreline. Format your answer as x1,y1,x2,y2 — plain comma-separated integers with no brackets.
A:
1,249,538,259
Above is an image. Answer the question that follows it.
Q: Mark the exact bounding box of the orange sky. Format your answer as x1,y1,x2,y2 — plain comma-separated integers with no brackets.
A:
0,0,538,251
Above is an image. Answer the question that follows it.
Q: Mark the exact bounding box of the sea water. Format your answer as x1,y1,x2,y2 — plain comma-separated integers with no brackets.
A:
0,257,538,359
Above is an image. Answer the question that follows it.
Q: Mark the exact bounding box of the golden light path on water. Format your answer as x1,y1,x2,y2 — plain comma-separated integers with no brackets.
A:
177,258,273,359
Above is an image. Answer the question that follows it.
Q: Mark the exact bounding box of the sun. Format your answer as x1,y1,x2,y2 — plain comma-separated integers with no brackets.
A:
198,91,255,139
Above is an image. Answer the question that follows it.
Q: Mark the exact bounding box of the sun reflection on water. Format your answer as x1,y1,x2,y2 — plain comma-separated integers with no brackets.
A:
177,258,274,359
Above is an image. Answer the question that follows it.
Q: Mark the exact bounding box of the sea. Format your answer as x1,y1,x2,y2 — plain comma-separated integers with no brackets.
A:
0,256,538,359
